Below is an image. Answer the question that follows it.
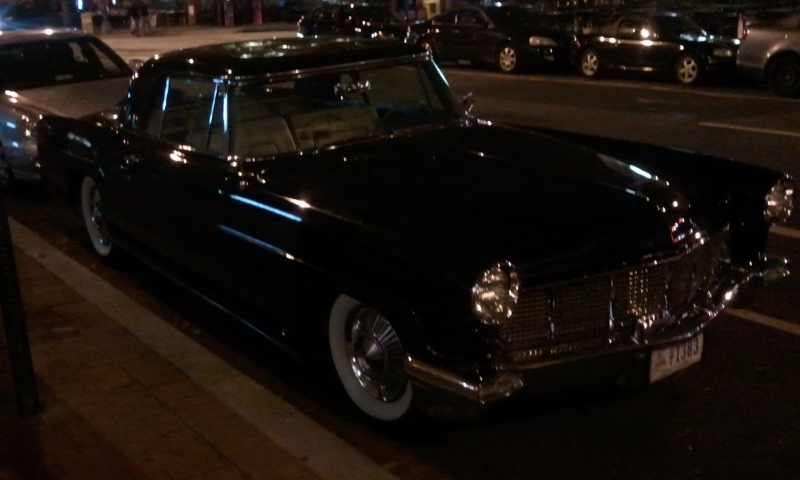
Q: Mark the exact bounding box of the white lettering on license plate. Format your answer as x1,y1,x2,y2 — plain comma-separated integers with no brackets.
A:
649,333,704,383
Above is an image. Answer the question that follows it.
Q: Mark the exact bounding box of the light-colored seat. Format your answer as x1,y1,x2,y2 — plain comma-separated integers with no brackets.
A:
232,116,296,157
288,105,379,150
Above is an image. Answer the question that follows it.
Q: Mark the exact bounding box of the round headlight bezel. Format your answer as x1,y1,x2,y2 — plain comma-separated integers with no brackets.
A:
765,177,795,223
471,261,520,325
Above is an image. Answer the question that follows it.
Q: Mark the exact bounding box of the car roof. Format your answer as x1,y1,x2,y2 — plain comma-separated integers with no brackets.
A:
0,28,92,46
140,36,426,80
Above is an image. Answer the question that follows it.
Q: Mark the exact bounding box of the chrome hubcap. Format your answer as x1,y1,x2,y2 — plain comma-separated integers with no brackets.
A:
677,58,698,83
89,187,111,246
582,53,598,75
499,47,516,71
346,307,407,402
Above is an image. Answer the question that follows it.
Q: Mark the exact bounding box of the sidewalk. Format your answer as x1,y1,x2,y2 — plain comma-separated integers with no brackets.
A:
0,219,399,480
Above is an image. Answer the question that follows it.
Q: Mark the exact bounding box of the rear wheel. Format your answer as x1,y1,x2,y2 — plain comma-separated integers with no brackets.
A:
767,55,800,97
496,43,519,73
580,49,601,78
328,294,412,421
674,54,702,85
80,175,113,257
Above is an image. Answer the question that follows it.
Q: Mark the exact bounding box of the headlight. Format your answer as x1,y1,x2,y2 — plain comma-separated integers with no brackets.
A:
471,261,520,325
765,178,795,222
713,47,734,58
15,114,40,139
529,36,557,47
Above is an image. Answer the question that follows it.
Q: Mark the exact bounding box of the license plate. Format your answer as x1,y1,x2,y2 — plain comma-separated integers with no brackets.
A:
649,333,704,383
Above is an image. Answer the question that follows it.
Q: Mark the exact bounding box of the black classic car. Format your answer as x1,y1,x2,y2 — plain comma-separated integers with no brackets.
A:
37,36,794,422
579,12,738,84
419,5,578,73
297,3,419,41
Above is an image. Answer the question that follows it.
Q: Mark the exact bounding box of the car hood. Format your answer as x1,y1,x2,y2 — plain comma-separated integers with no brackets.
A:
2,77,130,118
249,123,699,282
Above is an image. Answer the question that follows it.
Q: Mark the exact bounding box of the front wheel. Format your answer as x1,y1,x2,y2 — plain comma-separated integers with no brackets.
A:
328,294,412,421
767,56,800,97
674,54,702,85
580,49,601,78
80,175,114,257
496,44,519,73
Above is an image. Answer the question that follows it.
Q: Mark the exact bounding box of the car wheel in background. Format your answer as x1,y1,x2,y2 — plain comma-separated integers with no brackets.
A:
767,55,800,97
580,49,601,78
496,43,519,73
80,175,113,257
674,54,702,85
328,294,412,421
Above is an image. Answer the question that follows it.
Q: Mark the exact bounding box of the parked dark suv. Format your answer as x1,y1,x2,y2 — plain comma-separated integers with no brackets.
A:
297,3,418,41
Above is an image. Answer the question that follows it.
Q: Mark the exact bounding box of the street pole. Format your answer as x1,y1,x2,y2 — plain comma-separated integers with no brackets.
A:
0,186,40,416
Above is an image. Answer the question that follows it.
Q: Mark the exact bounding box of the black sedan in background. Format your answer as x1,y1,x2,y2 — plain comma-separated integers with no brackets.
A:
297,3,420,41
579,12,738,84
418,5,578,73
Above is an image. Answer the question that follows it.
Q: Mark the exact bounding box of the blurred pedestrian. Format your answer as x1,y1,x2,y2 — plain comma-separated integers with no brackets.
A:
128,0,148,36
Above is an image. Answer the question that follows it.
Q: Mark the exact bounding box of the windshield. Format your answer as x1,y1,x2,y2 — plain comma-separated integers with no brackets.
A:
0,37,131,90
352,6,405,23
224,61,465,157
650,16,708,39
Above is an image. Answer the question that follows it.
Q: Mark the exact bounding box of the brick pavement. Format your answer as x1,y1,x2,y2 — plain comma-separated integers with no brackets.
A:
1,245,323,480
0,219,400,480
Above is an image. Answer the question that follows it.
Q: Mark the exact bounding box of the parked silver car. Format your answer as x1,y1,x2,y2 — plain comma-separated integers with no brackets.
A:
0,29,132,184
737,13,800,97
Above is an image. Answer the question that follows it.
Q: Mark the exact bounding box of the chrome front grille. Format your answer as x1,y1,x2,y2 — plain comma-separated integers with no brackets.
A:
499,234,730,352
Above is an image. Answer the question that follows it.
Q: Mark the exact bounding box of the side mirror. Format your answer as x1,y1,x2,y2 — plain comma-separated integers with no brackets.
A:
461,92,474,114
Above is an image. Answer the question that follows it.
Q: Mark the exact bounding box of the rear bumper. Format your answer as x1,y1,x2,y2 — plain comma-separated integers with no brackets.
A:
405,257,787,417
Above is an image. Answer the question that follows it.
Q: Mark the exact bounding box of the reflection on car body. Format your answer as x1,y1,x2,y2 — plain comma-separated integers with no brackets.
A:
36,36,794,422
0,29,132,184
579,12,738,85
297,3,420,41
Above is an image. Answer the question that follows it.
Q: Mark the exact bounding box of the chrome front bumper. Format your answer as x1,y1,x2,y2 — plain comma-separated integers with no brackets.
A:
405,257,789,409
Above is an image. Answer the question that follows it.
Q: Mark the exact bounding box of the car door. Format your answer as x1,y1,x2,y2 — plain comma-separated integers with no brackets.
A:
456,8,502,62
613,17,648,68
428,9,460,60
111,74,236,281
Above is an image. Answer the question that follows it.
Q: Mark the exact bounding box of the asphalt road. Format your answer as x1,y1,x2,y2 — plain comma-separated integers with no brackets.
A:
6,29,800,480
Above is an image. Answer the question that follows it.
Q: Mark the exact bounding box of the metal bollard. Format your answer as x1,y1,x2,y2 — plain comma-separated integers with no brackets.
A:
0,187,40,416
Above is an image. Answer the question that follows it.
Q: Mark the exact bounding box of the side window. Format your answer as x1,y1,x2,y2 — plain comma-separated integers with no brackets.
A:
618,19,644,39
435,10,456,25
138,76,225,154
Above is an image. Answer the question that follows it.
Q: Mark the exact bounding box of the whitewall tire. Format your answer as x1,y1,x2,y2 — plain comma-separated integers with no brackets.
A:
80,175,113,257
328,294,412,421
